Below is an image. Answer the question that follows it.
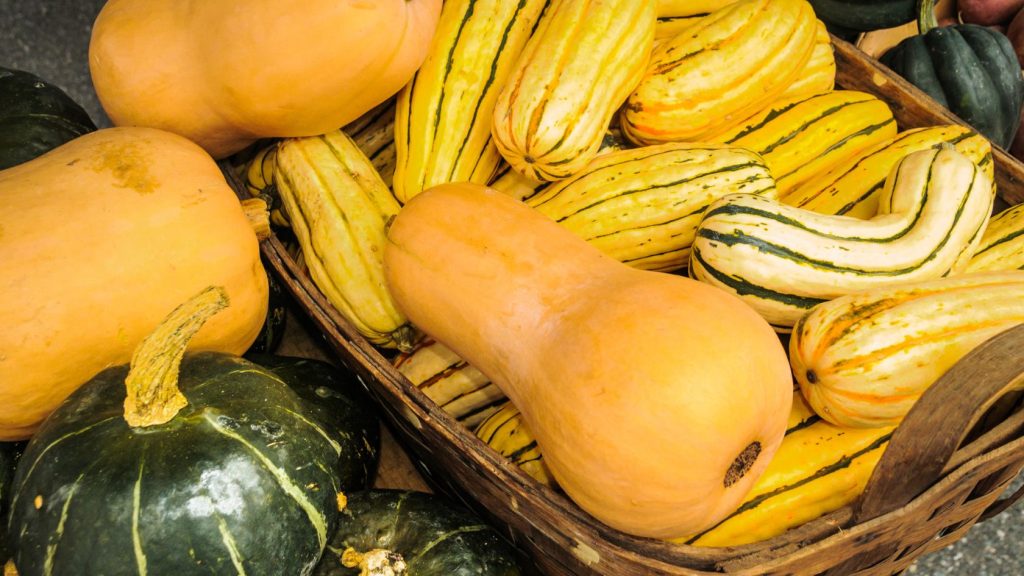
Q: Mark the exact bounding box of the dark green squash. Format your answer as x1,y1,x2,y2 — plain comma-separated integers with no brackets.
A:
808,0,917,33
0,442,25,565
7,287,343,576
245,267,289,355
879,0,1024,149
315,490,522,576
244,353,382,490
0,67,96,170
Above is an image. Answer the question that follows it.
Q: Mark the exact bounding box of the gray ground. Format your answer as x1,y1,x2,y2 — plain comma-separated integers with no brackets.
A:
1,0,1021,573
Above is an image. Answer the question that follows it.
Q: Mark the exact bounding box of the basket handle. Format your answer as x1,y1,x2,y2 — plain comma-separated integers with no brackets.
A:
853,323,1024,523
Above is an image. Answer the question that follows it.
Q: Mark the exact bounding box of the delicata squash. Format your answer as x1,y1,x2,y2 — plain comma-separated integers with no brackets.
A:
690,146,995,330
383,182,792,539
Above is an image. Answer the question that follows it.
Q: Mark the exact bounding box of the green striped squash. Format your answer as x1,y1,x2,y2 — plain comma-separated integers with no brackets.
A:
491,0,654,181
967,203,1024,272
681,393,895,546
690,146,995,330
473,402,556,487
7,288,345,576
526,142,777,272
393,0,551,203
782,125,994,218
342,97,397,189
708,90,897,198
392,338,506,430
791,271,1024,428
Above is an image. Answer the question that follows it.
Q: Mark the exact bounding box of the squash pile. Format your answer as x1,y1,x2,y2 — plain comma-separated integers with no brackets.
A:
4,0,1024,570
234,0,1024,545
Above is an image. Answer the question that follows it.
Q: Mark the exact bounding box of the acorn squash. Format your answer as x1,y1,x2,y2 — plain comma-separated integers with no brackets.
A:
0,442,24,565
7,288,344,576
0,67,96,170
0,127,269,440
879,0,1024,149
315,490,522,576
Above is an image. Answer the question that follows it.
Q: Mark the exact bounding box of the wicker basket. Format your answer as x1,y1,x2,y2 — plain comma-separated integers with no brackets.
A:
240,35,1024,576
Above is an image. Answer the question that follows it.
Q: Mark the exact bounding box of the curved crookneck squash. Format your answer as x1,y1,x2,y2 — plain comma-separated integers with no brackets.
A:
782,125,993,218
384,182,792,539
90,0,441,158
791,270,1024,428
393,0,550,202
690,146,995,330
621,0,818,144
274,129,416,351
0,127,268,441
492,0,654,181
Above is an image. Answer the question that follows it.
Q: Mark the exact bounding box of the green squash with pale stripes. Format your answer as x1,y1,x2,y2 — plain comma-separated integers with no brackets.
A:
8,350,346,575
1,442,24,565
315,490,521,576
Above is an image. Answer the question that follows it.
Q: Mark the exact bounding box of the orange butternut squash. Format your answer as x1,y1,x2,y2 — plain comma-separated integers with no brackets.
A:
0,127,268,440
383,183,793,539
89,0,442,159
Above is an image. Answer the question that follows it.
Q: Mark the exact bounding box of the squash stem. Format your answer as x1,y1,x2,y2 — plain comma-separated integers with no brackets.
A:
4,560,18,576
123,286,230,428
917,0,938,34
342,547,408,576
241,197,272,240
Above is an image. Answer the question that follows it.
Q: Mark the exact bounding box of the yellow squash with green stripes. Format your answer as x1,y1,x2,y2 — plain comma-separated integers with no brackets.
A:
342,97,397,188
525,143,777,271
656,0,736,16
489,129,630,201
966,203,1024,272
791,271,1024,428
690,146,995,330
783,125,993,218
682,392,895,546
474,402,557,487
708,90,896,198
492,0,655,182
240,143,290,228
393,0,550,202
275,130,416,351
392,338,505,429
622,0,818,145
774,20,835,102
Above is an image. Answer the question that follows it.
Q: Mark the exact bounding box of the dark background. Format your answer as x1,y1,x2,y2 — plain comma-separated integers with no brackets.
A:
2,0,1022,573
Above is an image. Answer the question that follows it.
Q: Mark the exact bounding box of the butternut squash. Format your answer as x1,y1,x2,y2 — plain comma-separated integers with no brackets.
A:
383,183,792,539
89,0,441,159
0,127,269,440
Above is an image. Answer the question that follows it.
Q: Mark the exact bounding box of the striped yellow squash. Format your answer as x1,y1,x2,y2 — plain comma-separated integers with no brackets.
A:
275,130,416,350
656,0,737,15
621,0,818,145
690,146,995,330
654,15,704,43
489,129,630,201
708,90,897,198
682,392,895,546
474,402,557,487
240,142,291,228
791,271,1024,428
392,338,505,429
783,125,993,218
966,203,1024,272
342,97,397,189
526,143,777,271
492,0,654,182
393,0,551,203
774,20,835,102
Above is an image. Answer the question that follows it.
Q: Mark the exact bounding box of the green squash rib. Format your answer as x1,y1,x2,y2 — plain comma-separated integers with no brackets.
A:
203,413,329,549
216,516,248,576
43,473,86,576
132,459,147,576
